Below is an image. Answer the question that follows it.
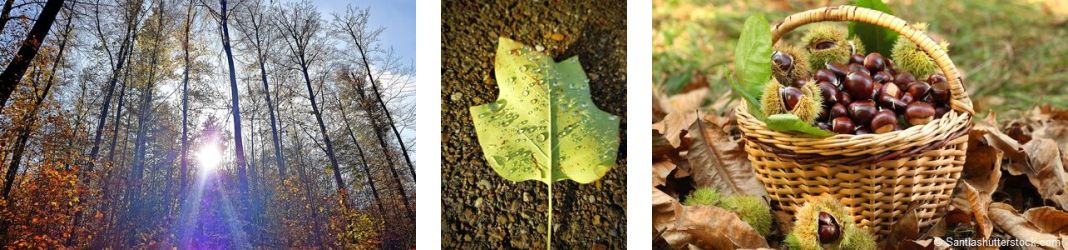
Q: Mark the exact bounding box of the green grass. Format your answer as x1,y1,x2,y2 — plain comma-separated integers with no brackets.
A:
653,0,1068,118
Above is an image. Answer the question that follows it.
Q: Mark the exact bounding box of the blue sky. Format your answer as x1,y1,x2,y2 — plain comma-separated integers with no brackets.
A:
312,0,416,64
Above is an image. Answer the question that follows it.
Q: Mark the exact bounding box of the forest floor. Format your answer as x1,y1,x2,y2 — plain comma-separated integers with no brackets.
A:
441,0,627,248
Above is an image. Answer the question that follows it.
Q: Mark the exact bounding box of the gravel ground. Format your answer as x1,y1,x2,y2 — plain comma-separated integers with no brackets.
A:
440,0,627,248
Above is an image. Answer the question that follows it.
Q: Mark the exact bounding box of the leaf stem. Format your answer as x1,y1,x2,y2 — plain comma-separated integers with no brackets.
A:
546,181,552,250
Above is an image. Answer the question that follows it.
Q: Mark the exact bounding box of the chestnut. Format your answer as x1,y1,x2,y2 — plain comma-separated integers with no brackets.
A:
855,127,873,135
850,53,865,65
894,72,916,88
905,102,936,125
848,100,878,124
831,117,855,134
836,91,852,106
907,81,932,99
781,86,803,111
900,93,915,105
844,72,875,100
871,110,898,134
935,105,950,119
792,78,808,88
873,71,894,83
863,52,886,72
772,50,794,72
847,63,870,76
815,69,839,86
818,211,841,243
877,83,907,112
826,62,849,77
928,74,950,104
818,81,839,105
830,103,848,118
817,121,831,131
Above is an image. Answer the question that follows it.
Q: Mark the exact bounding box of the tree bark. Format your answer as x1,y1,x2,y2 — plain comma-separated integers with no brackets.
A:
0,0,15,34
88,7,139,171
351,72,412,220
298,62,347,207
219,0,249,204
352,41,416,181
0,0,65,110
180,0,195,193
336,95,385,216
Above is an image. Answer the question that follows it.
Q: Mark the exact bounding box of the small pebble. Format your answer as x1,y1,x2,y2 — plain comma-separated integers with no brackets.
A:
450,92,463,102
535,45,545,52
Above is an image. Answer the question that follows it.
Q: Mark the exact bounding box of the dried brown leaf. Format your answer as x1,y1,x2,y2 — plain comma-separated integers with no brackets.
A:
654,110,699,148
661,205,769,249
686,112,766,198
1022,207,1068,235
654,188,769,249
653,161,677,187
988,202,1068,249
1020,139,1068,210
951,181,993,240
885,202,921,248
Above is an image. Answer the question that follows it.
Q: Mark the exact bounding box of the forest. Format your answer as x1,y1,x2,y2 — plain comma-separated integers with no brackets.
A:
0,0,416,248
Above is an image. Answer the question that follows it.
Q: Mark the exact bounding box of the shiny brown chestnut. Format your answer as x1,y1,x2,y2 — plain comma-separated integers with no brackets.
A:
830,103,848,118
905,102,936,125
836,91,852,106
873,71,894,83
928,74,950,104
935,105,950,119
906,81,932,99
818,81,839,105
863,52,886,72
871,110,898,134
848,100,878,125
781,86,803,111
894,72,916,88
818,211,841,244
847,63,870,76
826,62,850,77
815,69,839,86
844,72,875,100
831,117,855,134
772,51,794,72
850,53,865,64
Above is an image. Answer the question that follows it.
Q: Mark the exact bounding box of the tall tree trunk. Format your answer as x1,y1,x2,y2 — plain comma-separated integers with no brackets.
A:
88,14,139,171
106,70,129,163
258,60,286,179
0,0,15,34
352,40,416,181
0,0,64,110
219,0,249,205
180,0,194,193
335,95,385,216
1,2,73,198
126,0,165,244
352,74,412,220
298,62,347,207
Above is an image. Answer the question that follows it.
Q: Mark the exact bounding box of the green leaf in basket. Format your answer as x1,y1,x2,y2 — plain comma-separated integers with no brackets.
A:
765,114,834,137
732,14,772,111
848,0,899,56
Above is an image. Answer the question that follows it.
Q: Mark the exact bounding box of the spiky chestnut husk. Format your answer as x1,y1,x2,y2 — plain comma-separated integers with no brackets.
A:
772,44,812,84
839,226,877,250
788,196,855,250
891,23,949,78
721,195,773,236
848,37,866,55
761,78,785,117
683,188,773,236
682,187,721,206
793,81,824,123
801,24,851,68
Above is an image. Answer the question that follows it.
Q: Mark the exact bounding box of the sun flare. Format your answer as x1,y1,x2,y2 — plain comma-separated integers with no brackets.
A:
196,142,222,171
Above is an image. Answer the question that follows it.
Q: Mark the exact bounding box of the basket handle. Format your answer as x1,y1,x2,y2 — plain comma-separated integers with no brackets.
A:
770,5,974,114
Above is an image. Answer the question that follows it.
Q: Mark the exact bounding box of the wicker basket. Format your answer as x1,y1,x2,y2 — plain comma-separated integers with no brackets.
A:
736,6,975,237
